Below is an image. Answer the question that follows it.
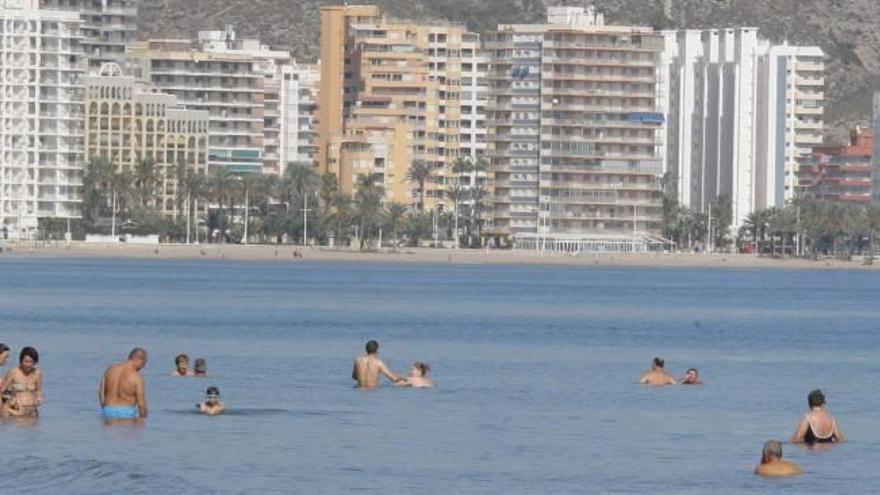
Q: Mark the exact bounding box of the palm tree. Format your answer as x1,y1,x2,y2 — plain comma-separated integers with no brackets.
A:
183,169,207,243
319,172,338,210
468,183,490,244
446,184,467,248
407,160,433,211
82,156,115,222
208,167,235,243
384,202,408,249
133,156,160,210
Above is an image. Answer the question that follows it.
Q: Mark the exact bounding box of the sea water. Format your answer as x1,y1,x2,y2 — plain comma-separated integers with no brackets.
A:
0,257,877,494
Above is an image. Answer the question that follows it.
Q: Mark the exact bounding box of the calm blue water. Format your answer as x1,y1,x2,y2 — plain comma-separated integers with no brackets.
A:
0,257,878,494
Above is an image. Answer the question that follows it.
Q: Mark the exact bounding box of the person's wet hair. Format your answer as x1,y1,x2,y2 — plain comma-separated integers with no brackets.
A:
413,362,430,376
652,357,664,368
206,386,220,397
194,358,206,374
687,368,698,375
129,348,147,360
20,347,38,364
762,440,783,460
175,354,189,366
0,343,9,354
808,389,826,408
365,340,379,355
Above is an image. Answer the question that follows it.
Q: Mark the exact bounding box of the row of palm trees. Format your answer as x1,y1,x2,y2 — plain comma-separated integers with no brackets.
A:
739,200,880,258
662,194,733,252
79,156,492,248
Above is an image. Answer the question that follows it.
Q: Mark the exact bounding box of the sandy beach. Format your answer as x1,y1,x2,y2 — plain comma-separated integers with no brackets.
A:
1,241,877,270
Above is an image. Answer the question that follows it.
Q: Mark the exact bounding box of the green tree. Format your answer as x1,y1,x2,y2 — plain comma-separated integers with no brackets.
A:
133,156,160,210
383,202,408,249
407,160,433,212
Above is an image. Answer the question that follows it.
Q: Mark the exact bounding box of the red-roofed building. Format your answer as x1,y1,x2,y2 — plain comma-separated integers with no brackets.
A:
798,127,874,204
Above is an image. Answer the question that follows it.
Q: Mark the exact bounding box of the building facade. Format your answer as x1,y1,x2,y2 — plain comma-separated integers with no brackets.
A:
662,32,824,231
82,63,209,217
41,0,137,69
486,7,666,250
280,62,319,171
318,5,489,206
796,127,873,205
128,38,265,174
873,93,880,205
756,44,825,208
1,0,85,235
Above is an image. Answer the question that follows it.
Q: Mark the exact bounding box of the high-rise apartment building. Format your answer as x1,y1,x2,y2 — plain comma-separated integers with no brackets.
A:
486,7,666,250
662,31,824,230
317,5,487,206
756,44,825,208
873,92,880,205
661,28,764,229
280,62,319,170
128,38,266,174
1,0,85,235
41,0,137,69
82,63,209,217
316,5,381,176
197,27,293,176
797,127,873,205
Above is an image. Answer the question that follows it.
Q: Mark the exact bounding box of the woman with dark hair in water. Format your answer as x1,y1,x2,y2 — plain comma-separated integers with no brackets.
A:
1,347,43,416
791,389,845,444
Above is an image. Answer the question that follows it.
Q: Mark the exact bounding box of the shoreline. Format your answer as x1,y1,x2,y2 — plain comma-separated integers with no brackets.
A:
1,241,878,271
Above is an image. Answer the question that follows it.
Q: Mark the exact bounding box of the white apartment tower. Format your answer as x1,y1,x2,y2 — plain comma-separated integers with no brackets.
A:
40,0,138,69
662,31,824,230
280,62,319,171
756,44,825,208
486,7,666,250
662,28,763,229
1,0,85,235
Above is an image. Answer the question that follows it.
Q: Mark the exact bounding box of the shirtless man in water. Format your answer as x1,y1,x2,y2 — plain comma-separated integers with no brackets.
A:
352,340,404,389
99,348,148,420
755,440,802,477
639,357,677,386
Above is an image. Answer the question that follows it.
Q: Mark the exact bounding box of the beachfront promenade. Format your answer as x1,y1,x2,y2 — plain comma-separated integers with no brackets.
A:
1,242,877,270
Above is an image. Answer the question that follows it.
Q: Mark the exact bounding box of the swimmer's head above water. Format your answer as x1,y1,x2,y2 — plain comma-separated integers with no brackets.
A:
19,346,39,373
194,358,207,376
411,362,430,377
205,386,221,405
365,340,379,355
808,389,826,408
128,347,148,371
652,357,665,370
174,354,189,375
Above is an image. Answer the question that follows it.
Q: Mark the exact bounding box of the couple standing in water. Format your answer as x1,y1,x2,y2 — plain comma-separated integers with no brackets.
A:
352,340,432,389
638,357,702,386
0,345,43,418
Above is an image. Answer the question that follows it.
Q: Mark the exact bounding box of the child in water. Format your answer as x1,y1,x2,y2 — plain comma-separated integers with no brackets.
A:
194,358,207,377
197,386,226,415
1,389,25,417
399,362,433,388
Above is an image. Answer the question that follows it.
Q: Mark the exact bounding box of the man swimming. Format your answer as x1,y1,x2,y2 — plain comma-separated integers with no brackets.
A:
99,348,148,420
197,386,226,415
680,368,704,385
398,362,434,388
790,389,845,445
171,354,190,377
755,440,802,477
352,340,404,389
639,357,677,386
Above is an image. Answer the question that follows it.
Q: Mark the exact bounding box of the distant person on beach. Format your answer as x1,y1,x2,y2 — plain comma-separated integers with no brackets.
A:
171,354,191,377
398,362,433,388
790,389,845,444
194,358,207,377
2,347,43,416
680,368,704,385
352,340,404,389
99,348,148,420
755,440,802,477
639,357,677,386
197,386,226,415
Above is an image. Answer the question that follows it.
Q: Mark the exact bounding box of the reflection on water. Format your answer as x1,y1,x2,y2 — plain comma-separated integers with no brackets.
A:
0,258,878,493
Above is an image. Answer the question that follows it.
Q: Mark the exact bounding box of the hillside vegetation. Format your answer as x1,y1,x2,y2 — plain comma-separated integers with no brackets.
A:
140,0,880,139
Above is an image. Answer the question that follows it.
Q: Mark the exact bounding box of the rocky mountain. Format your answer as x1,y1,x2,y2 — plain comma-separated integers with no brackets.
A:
139,0,880,140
